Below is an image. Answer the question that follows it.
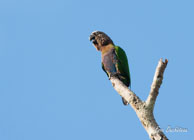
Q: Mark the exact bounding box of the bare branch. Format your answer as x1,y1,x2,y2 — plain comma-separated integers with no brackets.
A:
109,58,168,140
146,59,168,111
110,77,144,111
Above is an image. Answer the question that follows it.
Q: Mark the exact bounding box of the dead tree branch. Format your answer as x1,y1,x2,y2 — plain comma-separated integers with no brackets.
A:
110,58,168,140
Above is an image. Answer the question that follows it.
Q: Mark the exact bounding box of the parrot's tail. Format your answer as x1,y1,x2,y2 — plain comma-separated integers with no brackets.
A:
122,97,129,105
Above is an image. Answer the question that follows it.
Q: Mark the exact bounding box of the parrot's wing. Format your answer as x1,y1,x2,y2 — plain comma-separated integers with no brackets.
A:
114,46,131,87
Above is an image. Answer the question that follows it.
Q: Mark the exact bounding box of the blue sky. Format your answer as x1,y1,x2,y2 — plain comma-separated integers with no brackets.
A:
0,0,193,139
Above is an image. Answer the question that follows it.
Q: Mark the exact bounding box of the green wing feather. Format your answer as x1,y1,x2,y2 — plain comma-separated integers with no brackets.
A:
114,46,131,87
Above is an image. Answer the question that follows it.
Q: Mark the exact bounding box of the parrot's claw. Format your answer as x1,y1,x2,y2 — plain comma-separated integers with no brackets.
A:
109,73,118,80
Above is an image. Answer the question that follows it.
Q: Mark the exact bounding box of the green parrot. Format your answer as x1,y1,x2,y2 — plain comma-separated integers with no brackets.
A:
89,31,131,105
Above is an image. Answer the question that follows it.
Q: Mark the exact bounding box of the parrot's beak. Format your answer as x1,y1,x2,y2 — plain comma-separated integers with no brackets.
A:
90,34,98,45
89,35,100,51
89,34,95,41
89,32,101,51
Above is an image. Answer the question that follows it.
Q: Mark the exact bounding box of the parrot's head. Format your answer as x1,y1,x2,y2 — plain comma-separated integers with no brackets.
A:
89,31,114,51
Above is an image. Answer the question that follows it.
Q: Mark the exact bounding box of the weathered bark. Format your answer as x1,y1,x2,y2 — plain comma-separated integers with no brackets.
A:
110,59,168,140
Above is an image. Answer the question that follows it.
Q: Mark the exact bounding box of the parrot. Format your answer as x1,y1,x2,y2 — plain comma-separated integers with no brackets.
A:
89,31,131,105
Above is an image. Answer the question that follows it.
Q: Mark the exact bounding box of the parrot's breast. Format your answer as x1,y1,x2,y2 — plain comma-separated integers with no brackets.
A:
101,48,117,75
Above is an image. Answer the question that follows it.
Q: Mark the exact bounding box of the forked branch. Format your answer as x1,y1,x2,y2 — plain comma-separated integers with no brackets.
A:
110,59,168,140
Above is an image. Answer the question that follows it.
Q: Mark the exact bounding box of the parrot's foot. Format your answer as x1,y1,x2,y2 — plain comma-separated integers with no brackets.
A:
108,73,118,80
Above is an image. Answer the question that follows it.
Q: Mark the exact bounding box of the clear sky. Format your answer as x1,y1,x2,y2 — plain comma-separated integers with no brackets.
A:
0,0,193,139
